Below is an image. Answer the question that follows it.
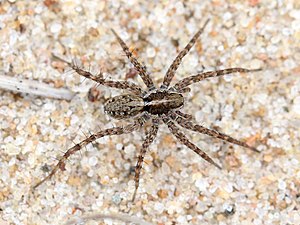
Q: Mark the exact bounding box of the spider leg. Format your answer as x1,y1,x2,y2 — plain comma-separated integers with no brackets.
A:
132,119,159,202
173,68,262,92
111,29,155,90
52,54,144,96
162,115,221,169
161,19,210,89
175,110,193,120
170,111,259,152
32,121,142,190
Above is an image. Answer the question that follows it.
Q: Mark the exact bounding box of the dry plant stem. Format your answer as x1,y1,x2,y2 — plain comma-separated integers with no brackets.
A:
161,19,210,89
64,212,154,225
111,29,155,90
52,54,144,96
173,68,262,91
162,115,222,169
32,121,141,189
34,19,261,201
0,74,74,100
171,111,259,152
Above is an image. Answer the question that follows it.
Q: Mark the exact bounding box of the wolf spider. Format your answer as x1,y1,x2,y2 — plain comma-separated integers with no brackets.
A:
33,19,261,201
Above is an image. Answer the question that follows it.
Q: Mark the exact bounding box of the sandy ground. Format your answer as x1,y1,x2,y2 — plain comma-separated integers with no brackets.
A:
0,1,300,224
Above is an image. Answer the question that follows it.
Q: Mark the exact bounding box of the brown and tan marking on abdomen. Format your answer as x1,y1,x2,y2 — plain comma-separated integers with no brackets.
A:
104,94,144,119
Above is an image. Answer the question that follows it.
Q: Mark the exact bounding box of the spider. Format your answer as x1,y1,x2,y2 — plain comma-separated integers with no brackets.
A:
33,19,261,201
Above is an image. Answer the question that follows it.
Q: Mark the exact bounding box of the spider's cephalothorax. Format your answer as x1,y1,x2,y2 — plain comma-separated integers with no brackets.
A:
143,91,184,115
104,91,184,119
33,19,262,201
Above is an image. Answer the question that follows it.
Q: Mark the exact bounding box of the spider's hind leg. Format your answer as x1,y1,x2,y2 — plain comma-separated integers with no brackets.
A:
52,54,144,96
32,121,141,190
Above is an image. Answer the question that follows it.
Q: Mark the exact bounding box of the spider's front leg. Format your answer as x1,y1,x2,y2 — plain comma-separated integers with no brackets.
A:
175,110,193,120
32,122,141,190
161,19,210,89
132,119,159,202
170,111,259,152
173,68,262,92
162,115,222,169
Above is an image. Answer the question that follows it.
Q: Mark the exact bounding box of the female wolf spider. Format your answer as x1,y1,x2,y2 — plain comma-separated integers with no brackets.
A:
33,19,261,201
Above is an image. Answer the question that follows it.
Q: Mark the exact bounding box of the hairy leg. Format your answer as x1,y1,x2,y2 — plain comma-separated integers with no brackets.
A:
170,111,259,152
173,68,262,92
161,19,210,89
111,29,155,90
52,54,144,96
162,115,221,169
175,110,193,120
32,121,142,190
132,119,159,201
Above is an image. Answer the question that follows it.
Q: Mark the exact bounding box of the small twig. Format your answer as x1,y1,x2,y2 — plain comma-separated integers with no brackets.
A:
0,74,74,100
64,212,154,225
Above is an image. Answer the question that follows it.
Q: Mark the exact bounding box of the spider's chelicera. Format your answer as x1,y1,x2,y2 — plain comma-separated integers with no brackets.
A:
33,19,261,201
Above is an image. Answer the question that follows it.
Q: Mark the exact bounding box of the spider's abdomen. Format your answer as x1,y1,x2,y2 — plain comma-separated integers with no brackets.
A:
144,91,184,115
104,94,144,119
